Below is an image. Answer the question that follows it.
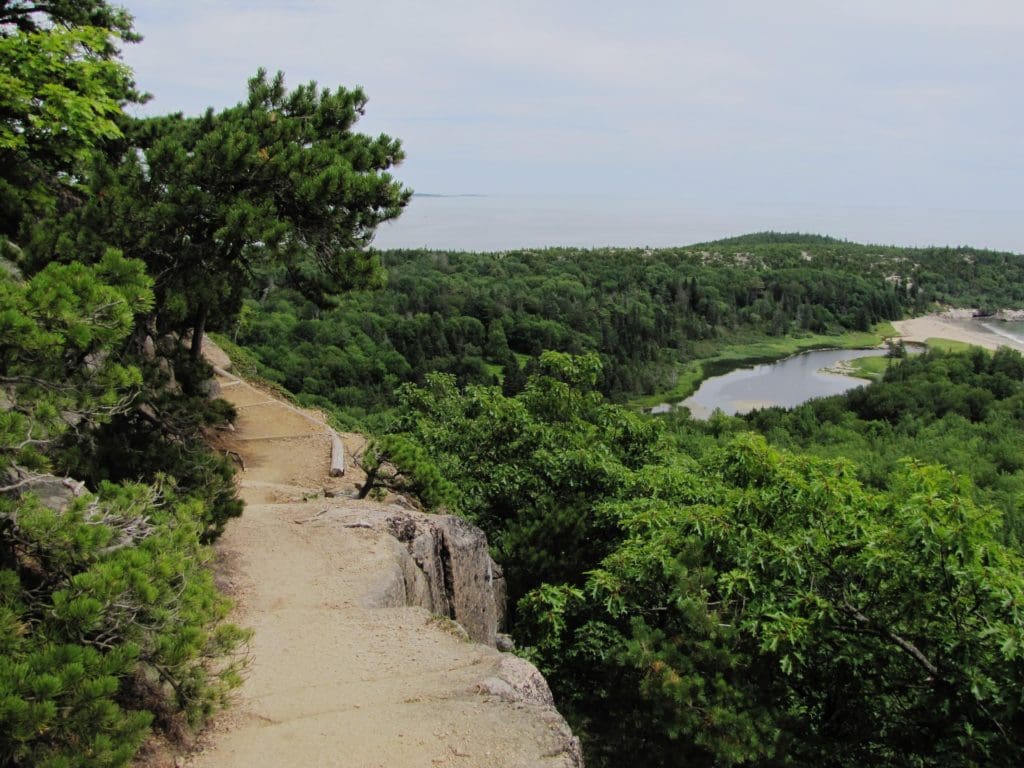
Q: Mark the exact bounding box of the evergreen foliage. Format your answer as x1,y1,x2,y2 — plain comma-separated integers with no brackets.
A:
1,2,406,762
33,69,410,358
358,433,458,509
0,485,248,767
0,249,247,766
0,250,152,477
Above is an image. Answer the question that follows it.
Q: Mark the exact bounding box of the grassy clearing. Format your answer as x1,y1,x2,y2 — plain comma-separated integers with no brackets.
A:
847,329,986,380
629,323,895,409
873,320,898,338
844,355,892,381
925,337,978,353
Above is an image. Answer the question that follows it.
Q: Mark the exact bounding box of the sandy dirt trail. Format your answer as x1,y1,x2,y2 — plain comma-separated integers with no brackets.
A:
186,350,577,768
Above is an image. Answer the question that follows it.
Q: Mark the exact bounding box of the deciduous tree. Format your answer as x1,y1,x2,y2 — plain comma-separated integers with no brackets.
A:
0,0,140,237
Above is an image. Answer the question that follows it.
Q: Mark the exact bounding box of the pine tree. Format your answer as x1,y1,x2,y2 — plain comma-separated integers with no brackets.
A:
1,255,248,767
39,70,410,358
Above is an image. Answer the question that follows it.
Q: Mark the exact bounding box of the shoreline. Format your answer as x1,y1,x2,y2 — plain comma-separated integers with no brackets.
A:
891,312,1024,353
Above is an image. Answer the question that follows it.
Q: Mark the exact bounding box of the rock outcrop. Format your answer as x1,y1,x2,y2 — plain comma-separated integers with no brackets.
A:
1,470,86,511
317,502,583,766
333,504,506,646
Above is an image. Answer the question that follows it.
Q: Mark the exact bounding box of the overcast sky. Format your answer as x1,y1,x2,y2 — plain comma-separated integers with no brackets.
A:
121,1,1023,217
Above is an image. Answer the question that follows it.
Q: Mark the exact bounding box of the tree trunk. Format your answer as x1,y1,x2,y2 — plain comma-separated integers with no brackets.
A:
357,463,379,499
190,305,207,361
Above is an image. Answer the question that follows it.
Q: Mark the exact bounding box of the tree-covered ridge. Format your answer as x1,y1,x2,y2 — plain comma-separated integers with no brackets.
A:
380,352,1024,767
232,244,905,420
685,232,1024,309
1,2,409,764
230,235,1024,426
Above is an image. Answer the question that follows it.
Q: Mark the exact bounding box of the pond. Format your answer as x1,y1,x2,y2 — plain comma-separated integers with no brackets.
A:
652,348,895,419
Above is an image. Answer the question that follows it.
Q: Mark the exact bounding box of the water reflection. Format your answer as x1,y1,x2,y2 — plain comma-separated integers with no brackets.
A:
656,348,894,419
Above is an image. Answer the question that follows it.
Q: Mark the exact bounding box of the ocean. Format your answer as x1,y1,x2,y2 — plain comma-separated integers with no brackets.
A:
979,320,1024,346
373,195,1024,254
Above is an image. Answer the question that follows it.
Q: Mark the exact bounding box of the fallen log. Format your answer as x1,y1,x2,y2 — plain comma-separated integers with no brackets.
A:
329,430,345,477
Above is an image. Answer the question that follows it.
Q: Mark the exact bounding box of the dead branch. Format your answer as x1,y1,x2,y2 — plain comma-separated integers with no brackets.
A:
841,598,940,679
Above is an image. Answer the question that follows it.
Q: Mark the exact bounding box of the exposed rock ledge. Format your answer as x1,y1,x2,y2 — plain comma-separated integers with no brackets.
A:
340,505,506,646
938,307,1024,321
312,502,583,766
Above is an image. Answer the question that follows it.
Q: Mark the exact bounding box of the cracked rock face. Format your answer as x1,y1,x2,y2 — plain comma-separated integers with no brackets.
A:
337,502,583,767
349,505,506,647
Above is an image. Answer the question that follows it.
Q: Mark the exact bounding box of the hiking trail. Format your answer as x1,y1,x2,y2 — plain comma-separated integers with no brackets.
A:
177,341,580,768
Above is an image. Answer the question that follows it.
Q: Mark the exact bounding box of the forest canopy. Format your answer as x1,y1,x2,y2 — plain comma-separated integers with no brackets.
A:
375,351,1024,767
226,237,1024,429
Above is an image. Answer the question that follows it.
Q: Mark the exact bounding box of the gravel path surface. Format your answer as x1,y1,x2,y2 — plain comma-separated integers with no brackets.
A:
181,343,579,768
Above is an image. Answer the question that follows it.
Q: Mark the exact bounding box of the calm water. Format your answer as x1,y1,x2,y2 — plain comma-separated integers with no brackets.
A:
654,319,1024,419
663,348,892,419
374,195,1024,253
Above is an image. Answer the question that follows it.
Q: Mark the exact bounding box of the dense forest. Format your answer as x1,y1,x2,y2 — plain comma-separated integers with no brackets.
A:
372,351,1024,767
230,238,1024,426
740,348,1024,545
5,1,1024,767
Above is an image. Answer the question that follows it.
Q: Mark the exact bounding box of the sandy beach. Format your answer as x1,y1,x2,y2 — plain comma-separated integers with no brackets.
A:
892,312,1024,353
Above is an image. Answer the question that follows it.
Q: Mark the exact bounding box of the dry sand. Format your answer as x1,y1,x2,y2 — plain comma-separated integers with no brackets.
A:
149,342,577,768
892,313,1024,352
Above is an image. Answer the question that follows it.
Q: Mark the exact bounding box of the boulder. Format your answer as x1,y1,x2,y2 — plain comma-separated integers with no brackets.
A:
156,357,181,394
475,655,583,767
197,377,221,399
1,470,85,511
339,505,505,646
0,254,23,280
156,334,178,357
